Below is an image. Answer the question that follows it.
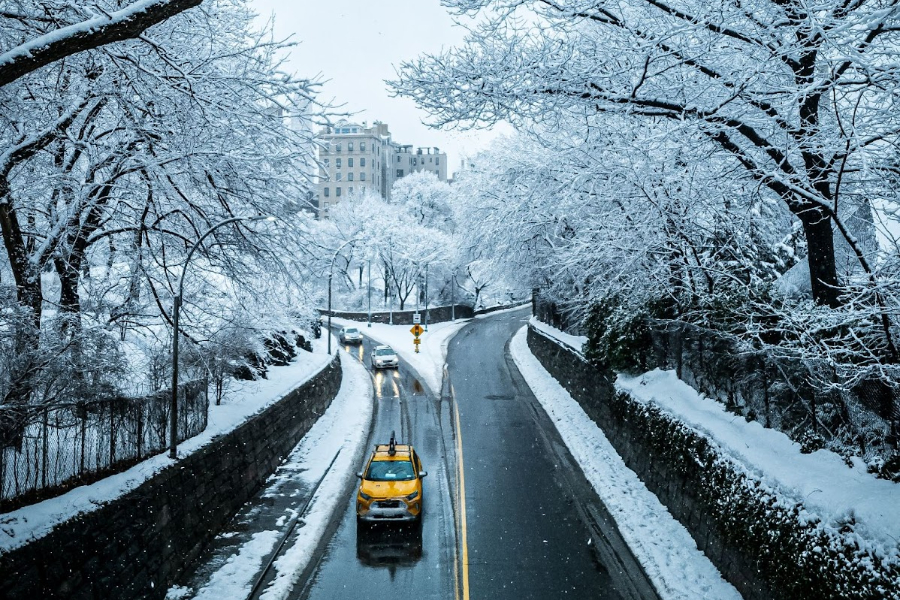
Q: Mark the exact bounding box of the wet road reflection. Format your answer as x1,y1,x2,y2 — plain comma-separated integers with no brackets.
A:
356,523,423,568
297,329,456,600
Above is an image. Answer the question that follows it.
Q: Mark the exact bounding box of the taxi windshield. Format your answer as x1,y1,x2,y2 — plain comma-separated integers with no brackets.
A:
365,460,415,481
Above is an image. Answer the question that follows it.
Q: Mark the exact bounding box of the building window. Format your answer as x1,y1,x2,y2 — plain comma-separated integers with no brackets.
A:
323,142,331,153
348,172,354,181
396,169,404,177
396,156,400,163
348,158,354,168
335,143,342,153
324,158,330,167
412,158,417,166
336,158,341,169
360,172,366,181
336,172,342,181
348,142,354,152
360,158,366,167
336,187,342,197
349,186,354,195
361,142,366,152
324,187,330,197
436,157,440,165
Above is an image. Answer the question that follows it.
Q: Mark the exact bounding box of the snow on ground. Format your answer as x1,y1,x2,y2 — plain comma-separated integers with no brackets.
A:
510,326,742,600
329,317,470,394
529,316,900,554
617,371,900,550
257,351,371,600
167,350,373,600
0,336,335,554
530,316,588,356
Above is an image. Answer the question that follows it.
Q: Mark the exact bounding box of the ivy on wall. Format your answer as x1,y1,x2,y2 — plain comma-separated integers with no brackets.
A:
608,390,900,600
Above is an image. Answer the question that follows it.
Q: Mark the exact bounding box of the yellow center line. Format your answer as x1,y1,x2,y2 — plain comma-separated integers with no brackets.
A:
452,383,470,600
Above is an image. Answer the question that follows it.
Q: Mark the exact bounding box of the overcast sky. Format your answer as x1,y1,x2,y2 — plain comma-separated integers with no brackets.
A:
250,0,509,173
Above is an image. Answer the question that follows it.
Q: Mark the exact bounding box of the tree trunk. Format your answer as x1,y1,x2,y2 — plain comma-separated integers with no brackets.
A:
55,256,82,315
796,203,840,308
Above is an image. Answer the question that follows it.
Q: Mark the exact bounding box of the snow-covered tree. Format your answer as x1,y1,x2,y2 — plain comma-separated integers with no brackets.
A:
0,0,324,408
393,0,900,311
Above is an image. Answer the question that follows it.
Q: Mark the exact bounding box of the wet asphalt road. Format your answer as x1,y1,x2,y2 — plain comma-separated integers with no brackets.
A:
447,309,627,600
295,334,458,600
183,312,657,599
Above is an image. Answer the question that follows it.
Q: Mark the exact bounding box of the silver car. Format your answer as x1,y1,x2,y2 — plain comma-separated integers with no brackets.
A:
339,326,363,344
371,345,399,369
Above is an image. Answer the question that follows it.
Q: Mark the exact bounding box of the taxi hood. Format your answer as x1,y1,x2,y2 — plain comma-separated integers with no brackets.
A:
360,479,417,498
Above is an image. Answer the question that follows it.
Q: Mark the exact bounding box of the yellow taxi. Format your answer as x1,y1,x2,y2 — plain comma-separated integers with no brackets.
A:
356,433,426,525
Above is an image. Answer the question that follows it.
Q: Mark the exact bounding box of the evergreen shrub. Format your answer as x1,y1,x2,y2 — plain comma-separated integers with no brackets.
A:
609,387,900,599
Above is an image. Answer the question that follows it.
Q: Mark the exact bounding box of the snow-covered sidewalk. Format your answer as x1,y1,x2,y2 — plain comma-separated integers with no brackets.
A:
168,350,373,600
0,337,336,555
510,326,742,600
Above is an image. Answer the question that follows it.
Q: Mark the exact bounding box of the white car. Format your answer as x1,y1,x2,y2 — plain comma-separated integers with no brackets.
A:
339,326,363,344
371,345,399,369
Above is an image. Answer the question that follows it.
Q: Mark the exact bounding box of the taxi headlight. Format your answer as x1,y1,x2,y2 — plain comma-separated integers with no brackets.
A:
406,490,419,501
359,491,372,501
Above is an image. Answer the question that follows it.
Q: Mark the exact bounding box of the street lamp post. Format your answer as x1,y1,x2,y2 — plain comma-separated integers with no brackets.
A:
451,271,456,321
170,215,274,459
424,263,429,332
327,238,359,355
367,259,372,328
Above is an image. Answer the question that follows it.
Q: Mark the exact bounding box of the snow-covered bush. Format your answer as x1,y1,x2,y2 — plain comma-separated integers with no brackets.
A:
610,390,900,599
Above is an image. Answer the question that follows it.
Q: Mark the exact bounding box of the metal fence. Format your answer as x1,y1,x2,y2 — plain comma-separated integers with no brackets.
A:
648,320,899,458
0,379,208,509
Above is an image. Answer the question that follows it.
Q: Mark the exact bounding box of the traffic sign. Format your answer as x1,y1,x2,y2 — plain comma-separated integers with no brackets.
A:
413,312,421,324
410,324,424,337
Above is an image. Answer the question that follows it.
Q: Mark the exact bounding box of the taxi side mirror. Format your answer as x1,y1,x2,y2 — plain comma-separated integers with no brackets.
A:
356,471,363,478
419,471,428,478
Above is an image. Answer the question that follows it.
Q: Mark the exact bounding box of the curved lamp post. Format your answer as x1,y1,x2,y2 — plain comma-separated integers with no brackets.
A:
169,215,275,459
327,238,360,355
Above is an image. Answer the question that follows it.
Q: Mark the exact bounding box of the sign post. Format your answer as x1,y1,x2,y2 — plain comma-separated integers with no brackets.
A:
410,323,423,353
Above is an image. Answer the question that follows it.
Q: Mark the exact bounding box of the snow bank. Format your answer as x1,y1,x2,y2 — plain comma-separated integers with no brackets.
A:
510,327,742,600
170,350,373,600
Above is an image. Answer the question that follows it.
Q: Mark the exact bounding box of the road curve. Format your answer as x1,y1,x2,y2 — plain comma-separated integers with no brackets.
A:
447,308,647,599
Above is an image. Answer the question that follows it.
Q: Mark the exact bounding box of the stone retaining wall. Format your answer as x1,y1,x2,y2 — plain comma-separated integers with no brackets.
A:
0,355,342,600
526,327,770,600
323,304,474,325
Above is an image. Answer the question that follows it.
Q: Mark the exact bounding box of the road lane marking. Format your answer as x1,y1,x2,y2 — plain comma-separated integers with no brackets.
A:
452,384,470,600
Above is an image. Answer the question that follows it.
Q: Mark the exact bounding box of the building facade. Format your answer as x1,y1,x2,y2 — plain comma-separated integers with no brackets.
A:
316,120,447,217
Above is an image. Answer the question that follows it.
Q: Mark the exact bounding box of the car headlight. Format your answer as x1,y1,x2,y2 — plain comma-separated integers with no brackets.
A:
406,490,419,501
359,491,372,501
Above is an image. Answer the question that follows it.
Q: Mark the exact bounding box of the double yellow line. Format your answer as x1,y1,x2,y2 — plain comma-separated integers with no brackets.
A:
452,384,470,600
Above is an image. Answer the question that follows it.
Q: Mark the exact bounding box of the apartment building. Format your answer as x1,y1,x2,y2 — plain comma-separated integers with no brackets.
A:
316,120,447,217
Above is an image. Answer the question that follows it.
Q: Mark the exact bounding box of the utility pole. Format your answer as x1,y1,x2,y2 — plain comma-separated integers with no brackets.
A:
367,259,372,328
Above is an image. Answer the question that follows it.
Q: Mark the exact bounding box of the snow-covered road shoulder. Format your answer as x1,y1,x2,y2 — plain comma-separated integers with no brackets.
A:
509,326,741,600
169,350,373,600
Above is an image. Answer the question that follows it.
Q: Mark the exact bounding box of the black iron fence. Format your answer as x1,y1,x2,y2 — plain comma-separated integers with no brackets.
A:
0,379,208,509
648,320,899,459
